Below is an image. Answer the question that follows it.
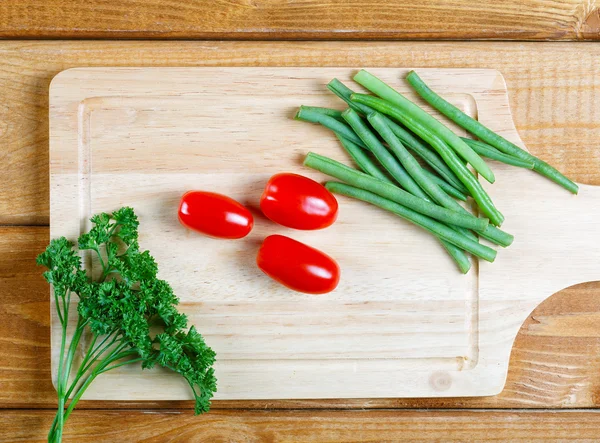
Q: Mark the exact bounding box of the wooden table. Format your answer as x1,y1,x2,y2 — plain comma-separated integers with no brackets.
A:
1,2,599,441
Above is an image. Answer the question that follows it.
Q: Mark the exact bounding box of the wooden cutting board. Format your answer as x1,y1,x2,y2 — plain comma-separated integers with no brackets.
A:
49,67,600,400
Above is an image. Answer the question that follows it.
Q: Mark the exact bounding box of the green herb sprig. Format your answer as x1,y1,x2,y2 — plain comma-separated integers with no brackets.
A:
38,207,216,443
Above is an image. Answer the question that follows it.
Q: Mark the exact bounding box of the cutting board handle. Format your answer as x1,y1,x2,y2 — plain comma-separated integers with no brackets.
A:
504,179,600,338
554,182,600,289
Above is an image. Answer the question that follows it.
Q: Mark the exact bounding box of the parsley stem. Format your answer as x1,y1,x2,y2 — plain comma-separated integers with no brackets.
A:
81,332,117,369
53,305,67,443
97,354,142,374
79,331,98,366
50,316,86,442
71,334,121,387
61,346,136,425
92,246,107,274
101,269,119,282
65,289,71,315
62,317,86,388
54,291,64,326
107,222,120,238
50,335,128,441
60,372,99,426
64,332,110,400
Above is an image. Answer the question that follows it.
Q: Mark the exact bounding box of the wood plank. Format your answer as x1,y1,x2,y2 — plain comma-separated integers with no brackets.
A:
1,41,600,225
0,1,598,40
2,226,599,408
2,409,600,442
0,227,51,405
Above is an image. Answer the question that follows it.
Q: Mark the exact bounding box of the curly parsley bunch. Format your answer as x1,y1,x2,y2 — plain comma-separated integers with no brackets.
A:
38,208,216,443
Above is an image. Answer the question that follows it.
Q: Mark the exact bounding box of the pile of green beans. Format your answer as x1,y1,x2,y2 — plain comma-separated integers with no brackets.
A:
304,153,489,233
295,69,576,273
354,70,497,185
328,78,468,193
350,93,506,227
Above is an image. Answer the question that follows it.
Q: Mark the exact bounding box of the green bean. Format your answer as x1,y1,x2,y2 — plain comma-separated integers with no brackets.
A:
461,138,534,169
325,182,496,263
335,134,393,184
328,79,468,193
406,70,578,194
353,69,496,184
439,241,472,273
422,169,468,201
298,106,344,120
479,225,514,247
351,94,505,227
295,106,367,148
304,152,489,232
328,79,374,115
342,108,430,201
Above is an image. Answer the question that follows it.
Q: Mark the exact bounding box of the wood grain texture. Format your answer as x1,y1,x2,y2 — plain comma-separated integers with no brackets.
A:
0,227,50,406
2,409,600,442
47,66,600,401
1,41,600,226
0,0,598,40
2,227,599,408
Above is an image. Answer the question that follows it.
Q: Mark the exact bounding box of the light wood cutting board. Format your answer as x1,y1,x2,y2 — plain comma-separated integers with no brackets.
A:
49,68,600,400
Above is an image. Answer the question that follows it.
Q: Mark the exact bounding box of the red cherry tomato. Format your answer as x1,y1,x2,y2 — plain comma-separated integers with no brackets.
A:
178,191,253,239
260,173,338,230
257,235,340,294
